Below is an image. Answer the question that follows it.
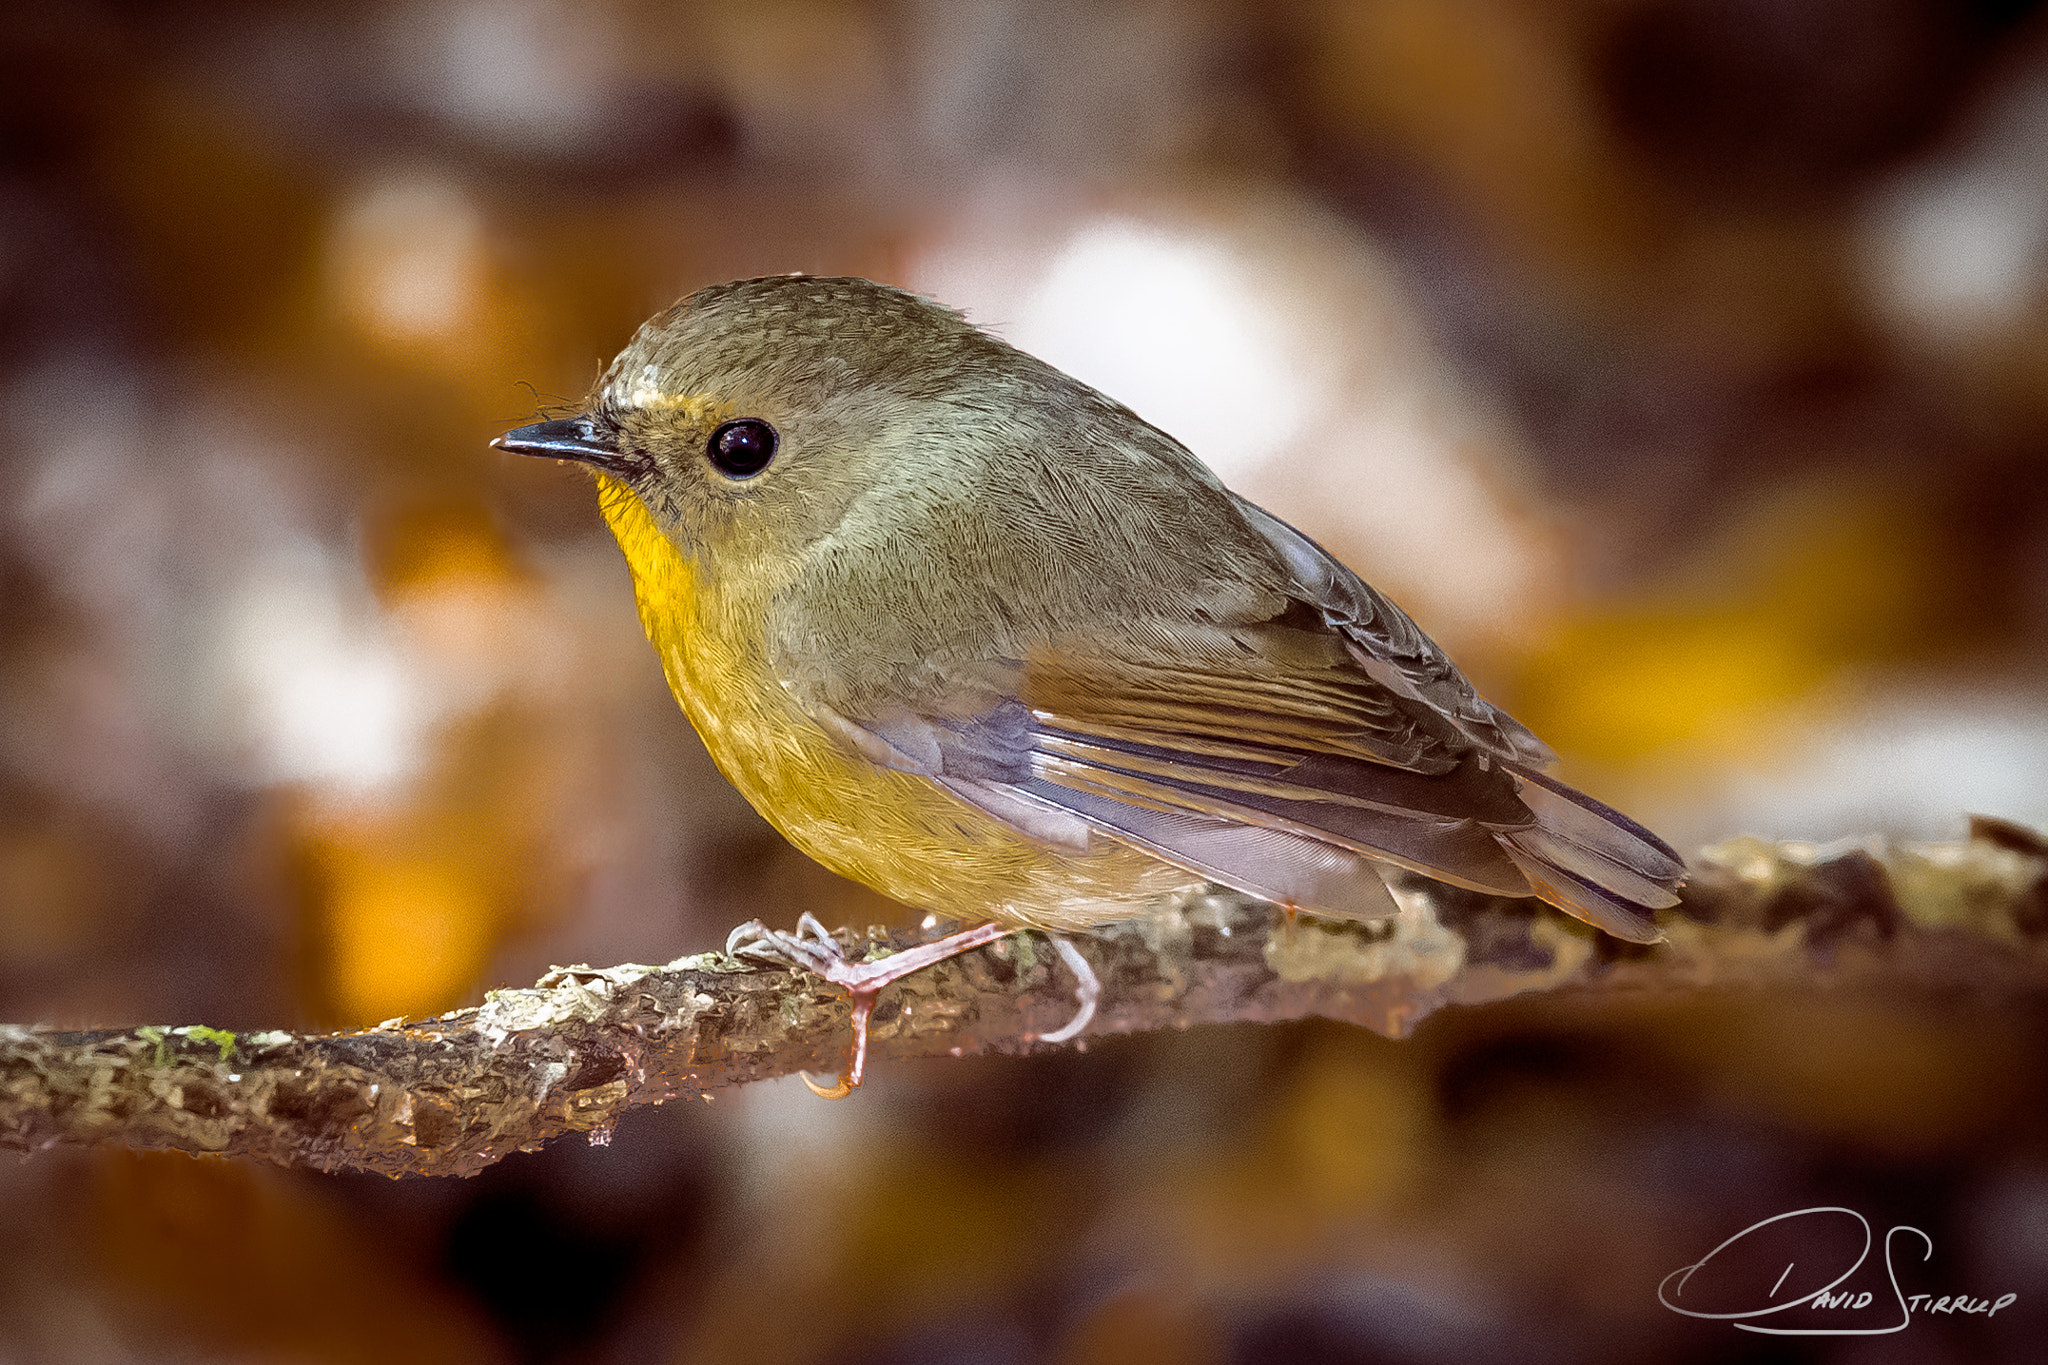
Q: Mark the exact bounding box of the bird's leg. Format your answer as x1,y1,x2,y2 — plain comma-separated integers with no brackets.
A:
724,919,1105,1093
727,917,1013,1096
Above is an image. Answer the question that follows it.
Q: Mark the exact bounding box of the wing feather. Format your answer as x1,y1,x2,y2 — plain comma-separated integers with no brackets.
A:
1031,745,1532,896
1029,657,1445,770
1017,777,1403,922
783,499,1681,935
1229,495,1557,767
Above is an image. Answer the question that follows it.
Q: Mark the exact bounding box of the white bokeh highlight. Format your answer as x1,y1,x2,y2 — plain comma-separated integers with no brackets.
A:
214,541,427,797
329,174,488,345
1860,75,2048,340
1681,687,2048,847
1001,219,1316,484
381,0,621,153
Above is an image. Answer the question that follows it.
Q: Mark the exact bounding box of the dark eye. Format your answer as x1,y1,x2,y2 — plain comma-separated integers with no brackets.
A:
707,418,778,478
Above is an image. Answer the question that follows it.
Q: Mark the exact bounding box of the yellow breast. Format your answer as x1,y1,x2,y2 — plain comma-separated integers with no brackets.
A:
593,477,1186,929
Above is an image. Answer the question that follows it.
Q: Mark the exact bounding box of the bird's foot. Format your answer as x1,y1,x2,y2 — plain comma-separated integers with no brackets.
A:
725,911,848,978
1031,936,1099,1044
726,914,1013,1096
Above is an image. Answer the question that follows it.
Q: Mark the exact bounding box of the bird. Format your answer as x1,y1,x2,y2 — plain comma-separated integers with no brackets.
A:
492,274,1684,1093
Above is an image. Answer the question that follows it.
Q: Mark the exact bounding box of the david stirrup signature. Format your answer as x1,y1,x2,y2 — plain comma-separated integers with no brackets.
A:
1659,1207,2019,1336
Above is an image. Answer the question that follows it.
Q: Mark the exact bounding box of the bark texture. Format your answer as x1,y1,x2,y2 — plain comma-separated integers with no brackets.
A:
5,822,2048,1177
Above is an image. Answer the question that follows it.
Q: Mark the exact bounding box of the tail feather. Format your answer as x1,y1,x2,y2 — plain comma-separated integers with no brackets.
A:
1495,765,1687,943
1503,823,1682,911
1511,765,1686,878
1497,841,1669,944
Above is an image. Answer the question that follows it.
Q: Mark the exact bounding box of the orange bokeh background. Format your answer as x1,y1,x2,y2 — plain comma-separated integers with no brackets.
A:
3,2,2048,1360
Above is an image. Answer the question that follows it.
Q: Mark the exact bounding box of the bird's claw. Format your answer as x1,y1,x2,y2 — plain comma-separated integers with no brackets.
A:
717,917,1099,1093
1033,936,1100,1044
726,911,849,978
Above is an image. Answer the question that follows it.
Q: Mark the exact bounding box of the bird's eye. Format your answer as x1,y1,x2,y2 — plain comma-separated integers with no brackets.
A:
707,419,778,478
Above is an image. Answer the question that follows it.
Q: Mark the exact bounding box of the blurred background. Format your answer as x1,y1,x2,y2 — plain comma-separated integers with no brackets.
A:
4,0,2048,1360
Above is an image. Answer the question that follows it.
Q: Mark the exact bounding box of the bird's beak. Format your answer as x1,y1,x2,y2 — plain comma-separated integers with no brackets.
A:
491,416,643,477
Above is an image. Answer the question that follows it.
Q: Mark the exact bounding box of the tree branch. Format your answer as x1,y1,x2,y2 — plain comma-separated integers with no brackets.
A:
5,823,2047,1177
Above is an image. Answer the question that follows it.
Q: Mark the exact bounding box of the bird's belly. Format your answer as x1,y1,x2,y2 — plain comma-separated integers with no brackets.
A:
669,634,1187,928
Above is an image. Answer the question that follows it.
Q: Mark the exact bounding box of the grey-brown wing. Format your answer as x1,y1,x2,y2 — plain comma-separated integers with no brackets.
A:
796,603,1547,924
1229,494,1557,768
797,615,1680,941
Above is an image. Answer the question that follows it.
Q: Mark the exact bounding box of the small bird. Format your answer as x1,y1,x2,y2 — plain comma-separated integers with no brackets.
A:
494,275,1683,1091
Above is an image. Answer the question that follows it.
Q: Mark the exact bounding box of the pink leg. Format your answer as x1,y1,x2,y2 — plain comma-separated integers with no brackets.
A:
728,916,1012,1096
